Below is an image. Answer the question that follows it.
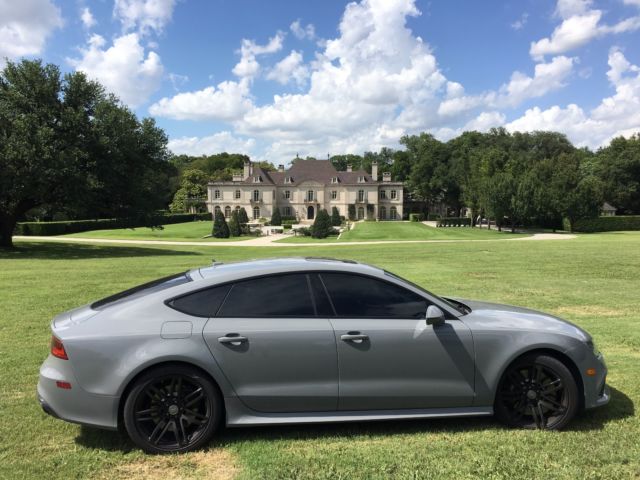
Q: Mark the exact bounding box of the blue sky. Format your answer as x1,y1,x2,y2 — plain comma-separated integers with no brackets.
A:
2,0,640,163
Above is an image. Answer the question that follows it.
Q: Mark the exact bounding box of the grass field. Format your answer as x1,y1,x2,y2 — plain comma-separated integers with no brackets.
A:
276,221,528,243
1,232,639,479
63,221,253,242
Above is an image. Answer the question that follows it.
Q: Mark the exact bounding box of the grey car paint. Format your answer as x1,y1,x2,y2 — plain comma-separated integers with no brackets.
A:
38,257,609,431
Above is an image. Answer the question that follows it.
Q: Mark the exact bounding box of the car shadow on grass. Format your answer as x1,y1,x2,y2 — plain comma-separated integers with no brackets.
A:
75,386,633,452
1,242,202,260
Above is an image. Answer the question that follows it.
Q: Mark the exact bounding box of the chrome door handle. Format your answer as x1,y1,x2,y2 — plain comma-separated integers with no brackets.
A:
218,334,248,345
341,333,369,343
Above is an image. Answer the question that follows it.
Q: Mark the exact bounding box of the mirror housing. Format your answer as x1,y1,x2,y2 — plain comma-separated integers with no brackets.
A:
426,305,445,327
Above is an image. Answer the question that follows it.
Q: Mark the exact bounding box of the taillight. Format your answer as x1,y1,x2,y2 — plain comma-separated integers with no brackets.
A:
51,336,68,360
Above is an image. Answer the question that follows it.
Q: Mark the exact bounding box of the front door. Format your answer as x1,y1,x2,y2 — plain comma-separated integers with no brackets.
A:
307,205,315,220
318,272,475,410
202,273,338,413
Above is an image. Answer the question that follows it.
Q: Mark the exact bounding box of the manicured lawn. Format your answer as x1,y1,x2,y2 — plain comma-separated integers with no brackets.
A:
1,232,639,479
63,221,253,242
276,221,528,243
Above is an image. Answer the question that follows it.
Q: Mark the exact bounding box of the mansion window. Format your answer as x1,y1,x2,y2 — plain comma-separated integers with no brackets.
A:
357,176,366,183
379,206,387,219
357,207,365,220
284,176,293,184
331,177,339,184
284,190,291,199
214,206,221,215
390,206,397,220
253,190,260,201
358,190,365,202
253,206,260,219
283,206,291,216
380,190,387,199
307,190,315,201
391,190,397,200
224,206,231,218
214,189,221,199
253,176,262,183
331,190,338,200
234,190,241,199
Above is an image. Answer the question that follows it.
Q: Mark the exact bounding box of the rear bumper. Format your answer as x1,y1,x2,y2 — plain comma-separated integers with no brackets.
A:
37,354,119,430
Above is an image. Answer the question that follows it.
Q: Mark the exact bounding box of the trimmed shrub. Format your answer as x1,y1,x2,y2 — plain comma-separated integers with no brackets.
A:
15,213,211,236
212,210,230,238
409,213,424,222
311,209,333,238
348,204,356,221
280,216,297,223
331,207,341,226
228,210,241,237
283,224,292,230
565,215,640,232
437,217,472,227
271,209,282,226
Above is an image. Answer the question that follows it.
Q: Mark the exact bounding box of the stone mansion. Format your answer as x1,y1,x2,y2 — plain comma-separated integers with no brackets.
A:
206,159,404,222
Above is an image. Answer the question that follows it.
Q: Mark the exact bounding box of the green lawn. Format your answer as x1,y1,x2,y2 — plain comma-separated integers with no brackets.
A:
276,221,528,243
1,232,639,479
63,221,252,242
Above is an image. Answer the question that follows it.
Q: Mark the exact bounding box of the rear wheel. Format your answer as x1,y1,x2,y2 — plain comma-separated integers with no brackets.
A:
123,365,221,453
494,354,579,430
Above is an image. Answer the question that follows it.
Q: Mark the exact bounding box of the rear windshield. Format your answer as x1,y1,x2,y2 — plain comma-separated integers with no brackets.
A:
91,272,192,310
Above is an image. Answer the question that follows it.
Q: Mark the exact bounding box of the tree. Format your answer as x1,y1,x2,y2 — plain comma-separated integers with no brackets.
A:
238,207,249,234
271,208,282,226
169,169,208,212
311,209,333,238
228,210,241,237
347,204,356,221
595,134,640,214
212,210,230,238
331,206,341,226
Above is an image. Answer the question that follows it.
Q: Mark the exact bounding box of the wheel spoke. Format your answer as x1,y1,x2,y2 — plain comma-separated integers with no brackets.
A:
534,365,543,383
148,420,172,445
536,402,547,428
135,408,156,422
176,417,189,446
541,379,563,395
184,387,204,407
184,408,209,424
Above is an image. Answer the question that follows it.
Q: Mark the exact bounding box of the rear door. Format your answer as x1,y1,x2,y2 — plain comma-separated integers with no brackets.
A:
317,272,475,411
201,273,338,413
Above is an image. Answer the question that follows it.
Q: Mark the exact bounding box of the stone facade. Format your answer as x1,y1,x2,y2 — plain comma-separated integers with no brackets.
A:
206,159,403,222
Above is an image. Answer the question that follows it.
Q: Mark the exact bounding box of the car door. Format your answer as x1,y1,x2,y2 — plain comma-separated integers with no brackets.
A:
201,273,338,413
317,272,475,411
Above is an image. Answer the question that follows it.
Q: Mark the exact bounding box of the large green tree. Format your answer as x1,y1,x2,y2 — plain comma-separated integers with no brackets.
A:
595,134,640,214
169,169,209,212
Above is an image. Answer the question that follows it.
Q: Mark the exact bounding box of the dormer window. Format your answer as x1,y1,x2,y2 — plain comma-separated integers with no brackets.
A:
284,176,293,184
331,177,339,184
357,176,366,183
253,175,262,183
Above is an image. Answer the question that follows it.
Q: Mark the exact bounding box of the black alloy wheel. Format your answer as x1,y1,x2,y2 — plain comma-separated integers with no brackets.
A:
124,365,221,453
495,354,579,430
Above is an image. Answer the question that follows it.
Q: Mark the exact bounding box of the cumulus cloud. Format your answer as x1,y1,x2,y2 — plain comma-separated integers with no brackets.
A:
506,48,640,148
149,79,253,121
80,7,96,29
113,0,177,35
0,0,62,64
69,33,163,108
266,50,309,86
232,32,285,79
530,0,640,60
168,131,256,156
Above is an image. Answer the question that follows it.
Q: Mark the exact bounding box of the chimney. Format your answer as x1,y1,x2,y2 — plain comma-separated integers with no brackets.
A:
371,161,378,181
243,160,251,179
382,172,391,182
278,164,285,172
346,164,352,172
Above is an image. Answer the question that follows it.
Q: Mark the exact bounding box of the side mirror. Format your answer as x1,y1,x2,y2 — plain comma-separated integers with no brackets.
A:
426,305,445,327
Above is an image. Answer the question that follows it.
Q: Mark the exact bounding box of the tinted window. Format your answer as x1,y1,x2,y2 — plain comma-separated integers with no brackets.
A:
309,274,335,316
320,273,429,319
91,272,191,310
168,284,231,317
218,274,314,317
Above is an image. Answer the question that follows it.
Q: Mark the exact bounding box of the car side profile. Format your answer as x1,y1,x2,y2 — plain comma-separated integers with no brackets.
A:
38,257,609,453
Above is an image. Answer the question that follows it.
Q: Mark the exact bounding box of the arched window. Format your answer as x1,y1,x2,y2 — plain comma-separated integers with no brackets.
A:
390,206,397,220
235,206,241,212
253,206,260,219
214,206,221,216
357,207,365,220
379,206,386,220
214,189,221,199
253,190,260,201
224,206,231,218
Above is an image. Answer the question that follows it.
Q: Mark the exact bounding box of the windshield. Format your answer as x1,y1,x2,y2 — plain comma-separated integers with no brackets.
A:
384,270,470,315
91,272,192,310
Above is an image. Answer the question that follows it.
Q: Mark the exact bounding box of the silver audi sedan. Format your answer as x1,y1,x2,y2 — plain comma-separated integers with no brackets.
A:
38,257,609,453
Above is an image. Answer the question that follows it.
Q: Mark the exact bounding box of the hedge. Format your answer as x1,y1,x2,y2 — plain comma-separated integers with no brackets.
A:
15,212,212,236
409,213,424,222
437,217,472,227
566,215,640,233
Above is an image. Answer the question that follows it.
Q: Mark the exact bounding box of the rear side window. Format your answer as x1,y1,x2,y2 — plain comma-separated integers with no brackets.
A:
320,272,430,319
168,284,231,317
217,274,314,317
91,272,191,310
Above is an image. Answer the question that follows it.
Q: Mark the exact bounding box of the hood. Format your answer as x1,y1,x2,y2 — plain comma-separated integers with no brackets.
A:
450,297,591,342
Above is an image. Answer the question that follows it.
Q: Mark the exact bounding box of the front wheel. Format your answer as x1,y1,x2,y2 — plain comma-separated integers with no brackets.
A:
123,365,222,453
494,354,579,430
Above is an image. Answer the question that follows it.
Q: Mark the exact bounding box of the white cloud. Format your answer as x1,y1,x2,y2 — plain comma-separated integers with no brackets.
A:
168,72,188,91
530,1,640,60
80,7,96,29
624,0,640,6
266,50,309,86
69,33,163,108
506,48,640,148
511,12,529,30
113,0,177,35
149,79,253,121
168,131,256,156
232,32,285,79
290,19,316,40
0,0,62,63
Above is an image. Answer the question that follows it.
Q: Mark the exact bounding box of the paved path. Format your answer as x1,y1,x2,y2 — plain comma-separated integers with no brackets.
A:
14,232,576,248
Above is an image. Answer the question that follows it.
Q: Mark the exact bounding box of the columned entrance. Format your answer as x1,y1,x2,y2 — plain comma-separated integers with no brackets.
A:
307,205,315,220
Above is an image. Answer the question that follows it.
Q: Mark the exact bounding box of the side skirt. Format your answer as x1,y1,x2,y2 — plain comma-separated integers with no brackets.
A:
224,397,493,427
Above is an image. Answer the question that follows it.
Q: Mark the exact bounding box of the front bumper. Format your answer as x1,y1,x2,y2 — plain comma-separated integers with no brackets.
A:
584,352,610,410
37,354,119,430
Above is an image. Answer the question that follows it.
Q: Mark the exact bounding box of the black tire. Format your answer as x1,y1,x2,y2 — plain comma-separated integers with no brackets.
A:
123,364,222,454
494,354,579,430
